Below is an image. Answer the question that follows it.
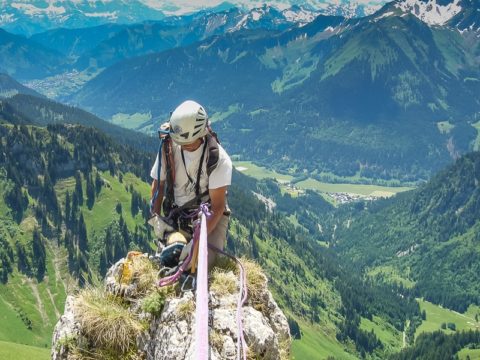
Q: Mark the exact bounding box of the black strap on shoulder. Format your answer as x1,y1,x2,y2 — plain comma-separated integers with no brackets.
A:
163,137,175,215
205,133,219,176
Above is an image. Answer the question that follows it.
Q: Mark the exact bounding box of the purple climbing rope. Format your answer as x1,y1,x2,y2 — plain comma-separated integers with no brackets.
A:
195,204,211,360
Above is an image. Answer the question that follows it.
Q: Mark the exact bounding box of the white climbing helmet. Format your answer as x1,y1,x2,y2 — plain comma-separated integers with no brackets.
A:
169,100,208,145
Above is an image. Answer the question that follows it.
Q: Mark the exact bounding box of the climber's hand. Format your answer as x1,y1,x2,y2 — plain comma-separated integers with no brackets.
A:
148,215,175,239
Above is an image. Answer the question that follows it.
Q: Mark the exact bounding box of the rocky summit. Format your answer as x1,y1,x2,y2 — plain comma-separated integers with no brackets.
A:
52,253,291,360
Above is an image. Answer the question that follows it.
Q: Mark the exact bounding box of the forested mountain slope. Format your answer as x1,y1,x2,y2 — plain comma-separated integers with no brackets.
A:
326,152,480,312
0,94,157,153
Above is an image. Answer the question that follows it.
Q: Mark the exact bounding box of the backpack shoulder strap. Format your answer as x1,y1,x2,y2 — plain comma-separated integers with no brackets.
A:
205,132,219,177
163,136,176,216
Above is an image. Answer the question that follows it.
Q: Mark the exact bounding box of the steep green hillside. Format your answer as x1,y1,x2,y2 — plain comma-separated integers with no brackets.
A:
327,152,480,312
0,340,49,360
0,123,153,349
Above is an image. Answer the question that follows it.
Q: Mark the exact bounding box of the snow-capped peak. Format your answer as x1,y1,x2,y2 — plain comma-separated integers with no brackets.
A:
394,0,462,25
282,6,318,23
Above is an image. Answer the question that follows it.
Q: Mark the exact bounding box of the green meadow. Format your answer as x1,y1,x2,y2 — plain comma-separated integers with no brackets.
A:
233,161,413,197
110,112,152,130
294,178,412,197
234,161,294,182
0,340,50,360
360,315,403,352
458,348,480,360
416,299,480,338
292,320,357,360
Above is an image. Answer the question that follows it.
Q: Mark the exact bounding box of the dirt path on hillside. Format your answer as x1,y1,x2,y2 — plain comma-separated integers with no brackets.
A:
27,279,48,324
47,288,61,319
49,242,68,291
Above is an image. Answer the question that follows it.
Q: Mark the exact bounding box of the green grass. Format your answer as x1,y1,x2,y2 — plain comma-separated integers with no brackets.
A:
0,246,67,348
233,161,293,183
416,299,480,338
110,112,152,130
295,178,412,197
291,320,357,360
458,348,480,360
0,340,50,360
210,103,241,123
55,171,151,239
465,305,480,320
367,265,415,289
271,52,319,93
360,315,402,352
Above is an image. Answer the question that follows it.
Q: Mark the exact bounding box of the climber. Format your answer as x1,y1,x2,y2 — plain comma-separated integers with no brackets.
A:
149,100,232,269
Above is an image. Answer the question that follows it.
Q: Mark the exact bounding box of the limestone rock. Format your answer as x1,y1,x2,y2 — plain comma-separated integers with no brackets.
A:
52,256,291,359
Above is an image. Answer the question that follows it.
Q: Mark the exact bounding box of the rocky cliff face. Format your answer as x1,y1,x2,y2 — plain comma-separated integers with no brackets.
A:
52,254,291,359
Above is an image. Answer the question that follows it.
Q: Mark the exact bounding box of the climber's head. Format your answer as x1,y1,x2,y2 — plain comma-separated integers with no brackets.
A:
169,100,208,146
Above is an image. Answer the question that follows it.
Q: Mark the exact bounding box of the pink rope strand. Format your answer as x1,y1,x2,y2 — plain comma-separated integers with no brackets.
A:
195,205,210,360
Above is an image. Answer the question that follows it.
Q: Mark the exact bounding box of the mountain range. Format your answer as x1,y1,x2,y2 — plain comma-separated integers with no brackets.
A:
0,0,386,36
30,5,319,71
63,0,480,180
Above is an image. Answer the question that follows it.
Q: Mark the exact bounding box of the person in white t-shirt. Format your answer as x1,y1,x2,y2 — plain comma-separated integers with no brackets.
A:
150,100,232,268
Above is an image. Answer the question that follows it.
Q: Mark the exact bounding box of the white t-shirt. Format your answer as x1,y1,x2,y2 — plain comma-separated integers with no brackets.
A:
150,139,232,207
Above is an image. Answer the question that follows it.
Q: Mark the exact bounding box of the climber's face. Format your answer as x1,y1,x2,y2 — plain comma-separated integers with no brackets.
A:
181,138,203,152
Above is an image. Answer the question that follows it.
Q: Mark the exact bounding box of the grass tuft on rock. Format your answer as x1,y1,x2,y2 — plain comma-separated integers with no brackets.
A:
210,268,238,296
129,256,159,295
213,255,237,273
209,329,225,353
141,289,168,316
75,288,144,355
238,258,267,307
177,298,195,319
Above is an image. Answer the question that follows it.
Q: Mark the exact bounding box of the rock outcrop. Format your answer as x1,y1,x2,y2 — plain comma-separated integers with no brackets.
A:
52,254,291,360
